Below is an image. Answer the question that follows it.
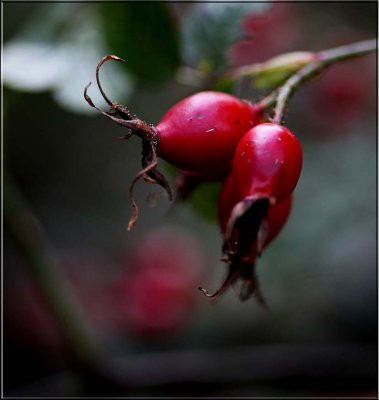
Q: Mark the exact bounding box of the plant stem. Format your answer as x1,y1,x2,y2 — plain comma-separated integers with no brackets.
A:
318,38,377,65
3,171,102,369
272,38,376,124
272,60,322,124
4,170,134,393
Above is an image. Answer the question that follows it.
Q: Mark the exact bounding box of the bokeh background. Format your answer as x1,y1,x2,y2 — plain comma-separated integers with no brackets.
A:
3,2,377,397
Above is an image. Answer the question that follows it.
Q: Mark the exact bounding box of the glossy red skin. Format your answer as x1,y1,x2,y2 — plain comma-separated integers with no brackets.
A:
233,123,302,204
218,173,293,249
156,91,263,171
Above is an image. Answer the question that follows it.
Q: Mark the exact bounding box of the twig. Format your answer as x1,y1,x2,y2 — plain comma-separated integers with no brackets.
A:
3,171,106,378
272,39,376,124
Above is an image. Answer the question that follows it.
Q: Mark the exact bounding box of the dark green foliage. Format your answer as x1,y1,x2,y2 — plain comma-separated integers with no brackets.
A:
99,3,180,84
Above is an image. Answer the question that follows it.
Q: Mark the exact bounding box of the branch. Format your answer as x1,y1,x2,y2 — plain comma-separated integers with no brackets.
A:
272,39,376,124
3,171,111,382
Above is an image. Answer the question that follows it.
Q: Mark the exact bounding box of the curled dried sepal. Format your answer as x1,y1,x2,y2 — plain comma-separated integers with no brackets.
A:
199,254,268,306
127,141,173,231
84,56,173,229
198,267,239,299
200,196,271,304
96,55,126,107
84,82,154,140
237,265,269,308
223,196,270,259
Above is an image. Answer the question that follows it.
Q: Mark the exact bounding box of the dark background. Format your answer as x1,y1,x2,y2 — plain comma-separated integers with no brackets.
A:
3,2,377,397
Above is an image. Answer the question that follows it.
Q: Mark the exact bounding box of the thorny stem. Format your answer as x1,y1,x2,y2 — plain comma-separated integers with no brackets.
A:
270,39,376,124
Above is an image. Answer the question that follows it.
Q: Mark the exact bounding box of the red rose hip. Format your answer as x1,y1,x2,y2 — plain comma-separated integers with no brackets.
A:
156,91,262,171
84,56,264,228
200,123,302,302
204,172,293,302
233,122,302,204
224,123,302,259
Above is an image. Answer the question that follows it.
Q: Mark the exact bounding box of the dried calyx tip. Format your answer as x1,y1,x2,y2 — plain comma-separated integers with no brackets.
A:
85,55,174,230
96,55,125,107
198,286,222,298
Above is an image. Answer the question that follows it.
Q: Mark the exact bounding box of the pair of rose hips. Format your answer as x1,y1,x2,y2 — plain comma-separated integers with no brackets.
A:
84,56,303,302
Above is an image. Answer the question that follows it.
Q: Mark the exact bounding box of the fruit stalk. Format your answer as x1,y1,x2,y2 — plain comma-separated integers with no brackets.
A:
272,38,376,124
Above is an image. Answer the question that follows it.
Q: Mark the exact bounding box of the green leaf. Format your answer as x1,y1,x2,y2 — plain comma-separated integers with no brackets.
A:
212,76,235,94
98,3,180,83
250,52,315,89
181,3,269,74
6,3,80,44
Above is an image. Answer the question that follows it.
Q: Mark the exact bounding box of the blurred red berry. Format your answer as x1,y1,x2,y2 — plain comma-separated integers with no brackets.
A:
306,58,374,131
229,3,300,67
114,227,206,337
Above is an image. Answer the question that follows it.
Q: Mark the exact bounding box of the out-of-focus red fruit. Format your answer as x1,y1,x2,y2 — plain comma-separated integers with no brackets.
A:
126,227,205,282
114,227,206,337
229,3,300,67
156,91,263,171
299,29,376,134
307,58,374,131
116,269,196,336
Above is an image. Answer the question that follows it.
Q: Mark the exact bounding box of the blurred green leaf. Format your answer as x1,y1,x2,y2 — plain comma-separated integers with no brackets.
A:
248,51,314,89
212,76,235,94
181,3,269,74
3,3,134,114
8,3,81,43
162,162,220,224
98,3,180,83
188,182,222,224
